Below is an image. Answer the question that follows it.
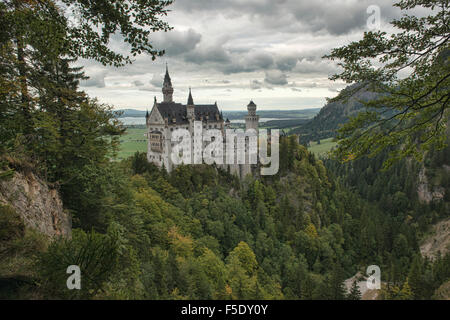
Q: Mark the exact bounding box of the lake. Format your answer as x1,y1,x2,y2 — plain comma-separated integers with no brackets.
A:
119,117,292,126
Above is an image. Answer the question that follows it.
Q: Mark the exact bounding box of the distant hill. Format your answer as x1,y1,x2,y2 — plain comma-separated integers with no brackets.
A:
223,109,320,121
115,109,147,118
292,84,378,144
115,108,321,120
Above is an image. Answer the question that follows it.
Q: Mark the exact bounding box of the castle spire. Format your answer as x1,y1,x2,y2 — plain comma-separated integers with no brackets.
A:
164,63,171,86
162,63,174,102
187,87,194,105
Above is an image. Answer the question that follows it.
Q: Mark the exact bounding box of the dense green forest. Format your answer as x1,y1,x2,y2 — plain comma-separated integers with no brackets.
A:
2,136,449,299
1,0,449,301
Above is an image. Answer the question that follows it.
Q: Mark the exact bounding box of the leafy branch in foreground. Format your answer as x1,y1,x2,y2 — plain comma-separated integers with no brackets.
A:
324,0,449,169
59,0,174,66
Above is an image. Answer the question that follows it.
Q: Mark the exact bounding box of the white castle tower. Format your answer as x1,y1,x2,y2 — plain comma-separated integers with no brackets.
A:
245,100,259,131
242,100,259,177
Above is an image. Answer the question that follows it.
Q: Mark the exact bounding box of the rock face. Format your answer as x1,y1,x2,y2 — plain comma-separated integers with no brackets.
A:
417,167,445,204
0,170,71,238
434,280,450,300
420,218,450,260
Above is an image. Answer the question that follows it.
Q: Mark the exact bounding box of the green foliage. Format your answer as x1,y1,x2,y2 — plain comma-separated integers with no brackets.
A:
347,280,362,300
2,0,173,67
0,205,24,243
37,226,125,299
325,0,450,168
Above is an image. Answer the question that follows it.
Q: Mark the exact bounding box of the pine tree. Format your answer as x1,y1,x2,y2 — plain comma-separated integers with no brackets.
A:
408,255,424,299
329,264,347,300
399,278,414,300
347,279,362,300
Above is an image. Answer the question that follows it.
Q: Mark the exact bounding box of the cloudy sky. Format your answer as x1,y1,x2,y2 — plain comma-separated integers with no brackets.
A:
78,0,406,111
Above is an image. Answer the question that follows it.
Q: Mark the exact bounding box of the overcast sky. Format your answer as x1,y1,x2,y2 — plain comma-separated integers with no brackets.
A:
78,0,405,111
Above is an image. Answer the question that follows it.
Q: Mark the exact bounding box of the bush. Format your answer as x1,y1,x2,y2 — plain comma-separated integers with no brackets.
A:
0,205,24,242
37,227,121,299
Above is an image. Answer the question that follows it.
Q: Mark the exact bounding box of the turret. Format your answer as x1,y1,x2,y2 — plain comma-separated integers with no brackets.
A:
187,88,195,120
247,100,257,116
162,64,174,102
245,100,259,131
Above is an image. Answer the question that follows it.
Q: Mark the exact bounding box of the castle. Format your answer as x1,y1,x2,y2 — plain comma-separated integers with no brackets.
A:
146,66,259,178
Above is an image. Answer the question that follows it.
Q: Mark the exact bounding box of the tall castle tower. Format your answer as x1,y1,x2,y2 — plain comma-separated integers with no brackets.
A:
245,100,259,131
236,100,259,178
162,64,174,102
187,88,195,120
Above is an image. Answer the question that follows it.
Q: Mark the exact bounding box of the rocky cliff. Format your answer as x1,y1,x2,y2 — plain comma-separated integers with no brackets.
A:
0,170,71,238
420,217,450,260
417,167,446,204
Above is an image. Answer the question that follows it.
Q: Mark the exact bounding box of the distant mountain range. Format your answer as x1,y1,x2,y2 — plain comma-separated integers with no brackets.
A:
115,108,321,120
115,109,148,118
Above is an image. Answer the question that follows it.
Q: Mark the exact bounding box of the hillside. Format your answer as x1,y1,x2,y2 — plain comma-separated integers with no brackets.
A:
293,84,378,144
0,138,409,299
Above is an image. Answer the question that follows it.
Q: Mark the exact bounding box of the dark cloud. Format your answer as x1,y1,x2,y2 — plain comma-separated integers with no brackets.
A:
133,80,144,87
221,51,275,74
173,0,400,36
250,80,263,90
152,28,202,56
184,45,231,64
276,56,299,71
264,70,288,86
248,52,274,70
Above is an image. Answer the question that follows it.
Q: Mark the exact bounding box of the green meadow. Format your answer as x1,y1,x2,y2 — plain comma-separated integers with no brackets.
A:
307,138,337,157
117,127,147,160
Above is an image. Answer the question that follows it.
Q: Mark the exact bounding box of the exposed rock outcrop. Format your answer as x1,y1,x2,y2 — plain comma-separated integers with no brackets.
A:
0,170,71,238
434,280,450,300
417,167,445,204
420,218,450,260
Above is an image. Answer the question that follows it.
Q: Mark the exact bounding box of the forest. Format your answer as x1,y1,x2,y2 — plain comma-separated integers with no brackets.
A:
0,0,449,300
